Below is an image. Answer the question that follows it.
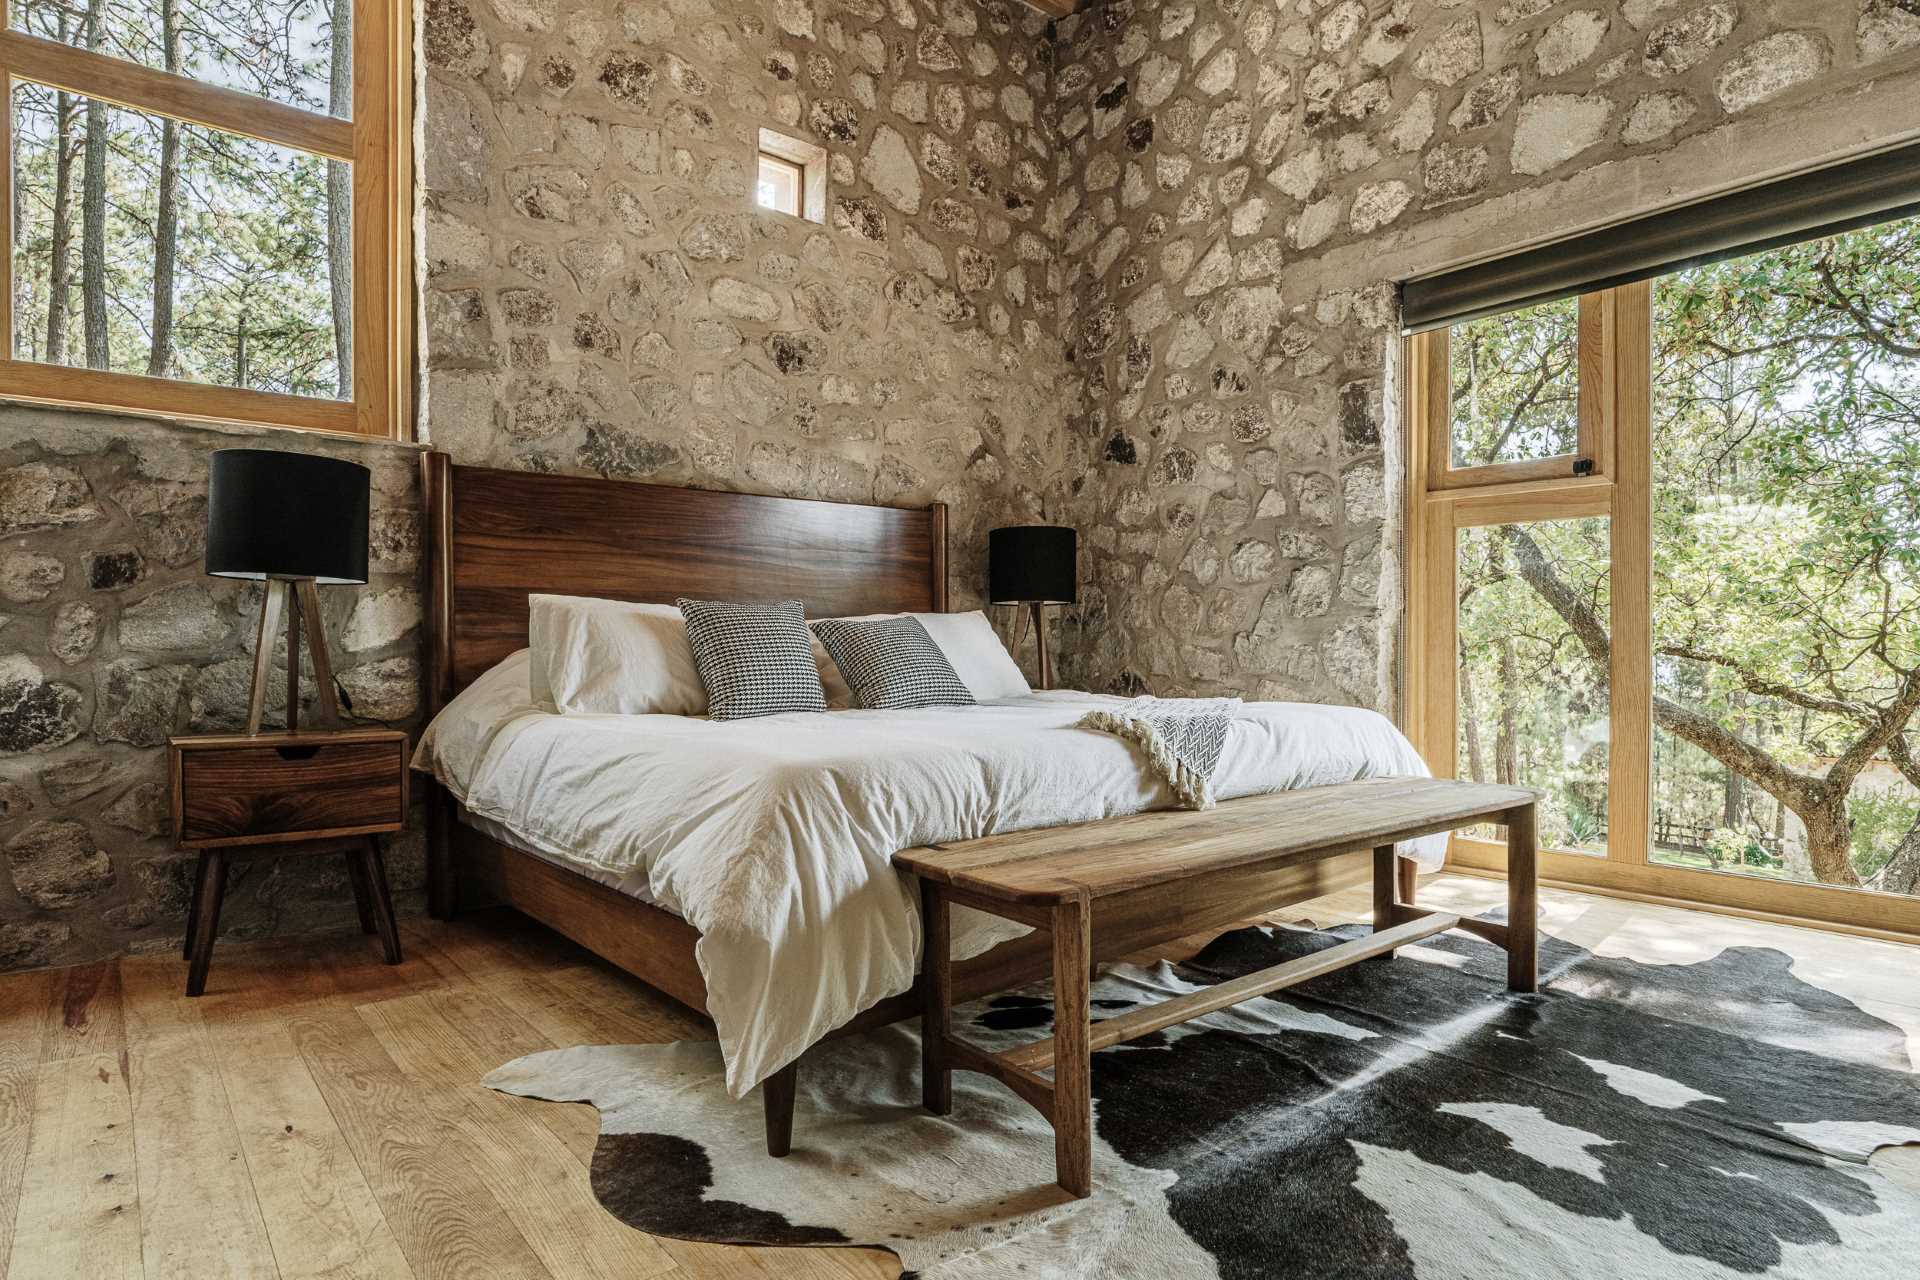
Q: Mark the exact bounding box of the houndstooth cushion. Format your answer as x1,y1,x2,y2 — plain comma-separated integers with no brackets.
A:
676,598,827,720
812,616,976,710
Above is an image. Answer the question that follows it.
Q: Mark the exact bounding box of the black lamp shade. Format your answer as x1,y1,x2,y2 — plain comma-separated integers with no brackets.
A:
989,525,1077,605
206,449,370,583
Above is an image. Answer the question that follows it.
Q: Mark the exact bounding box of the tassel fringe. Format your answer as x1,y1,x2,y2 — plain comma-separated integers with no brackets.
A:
1076,708,1218,809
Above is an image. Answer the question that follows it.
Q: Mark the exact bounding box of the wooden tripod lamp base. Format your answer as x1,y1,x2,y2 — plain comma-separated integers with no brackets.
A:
1027,601,1055,691
247,578,343,736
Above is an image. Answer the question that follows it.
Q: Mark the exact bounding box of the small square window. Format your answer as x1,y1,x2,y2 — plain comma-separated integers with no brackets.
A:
754,128,827,223
757,153,803,218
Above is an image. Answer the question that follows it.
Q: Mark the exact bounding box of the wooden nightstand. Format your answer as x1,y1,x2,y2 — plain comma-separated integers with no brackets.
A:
168,728,410,996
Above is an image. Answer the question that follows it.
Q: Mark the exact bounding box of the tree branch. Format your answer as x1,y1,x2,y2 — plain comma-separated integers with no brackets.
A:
1813,258,1920,360
1498,524,1821,806
1658,644,1869,719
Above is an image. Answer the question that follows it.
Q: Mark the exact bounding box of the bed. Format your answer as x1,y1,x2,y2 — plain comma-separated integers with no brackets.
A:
416,452,1435,1154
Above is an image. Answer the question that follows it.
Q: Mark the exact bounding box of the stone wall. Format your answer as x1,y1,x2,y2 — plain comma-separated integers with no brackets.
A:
0,408,423,972
418,0,1081,608
1047,0,1920,706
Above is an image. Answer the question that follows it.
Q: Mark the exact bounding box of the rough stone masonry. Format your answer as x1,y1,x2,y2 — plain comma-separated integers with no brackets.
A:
3,0,1919,972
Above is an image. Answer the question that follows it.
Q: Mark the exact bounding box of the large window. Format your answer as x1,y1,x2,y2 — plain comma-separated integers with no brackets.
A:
1,0,409,436
1407,214,1920,940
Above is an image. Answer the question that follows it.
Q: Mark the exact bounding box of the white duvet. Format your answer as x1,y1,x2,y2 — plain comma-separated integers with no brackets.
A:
414,651,1443,1097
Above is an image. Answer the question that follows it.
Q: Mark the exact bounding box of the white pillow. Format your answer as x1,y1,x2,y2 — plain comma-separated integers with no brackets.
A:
528,594,707,716
810,610,1030,702
921,611,1033,700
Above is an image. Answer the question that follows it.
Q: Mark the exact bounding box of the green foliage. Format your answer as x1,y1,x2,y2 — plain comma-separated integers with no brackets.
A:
1847,785,1920,882
1448,297,1580,468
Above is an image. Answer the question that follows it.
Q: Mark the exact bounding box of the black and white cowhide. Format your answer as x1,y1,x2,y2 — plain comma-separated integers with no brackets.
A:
484,922,1920,1279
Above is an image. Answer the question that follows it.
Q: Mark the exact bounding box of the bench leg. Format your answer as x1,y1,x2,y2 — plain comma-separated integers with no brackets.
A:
921,880,952,1117
1398,856,1418,907
763,1061,797,1157
1051,895,1092,1198
1372,844,1401,958
1506,802,1539,993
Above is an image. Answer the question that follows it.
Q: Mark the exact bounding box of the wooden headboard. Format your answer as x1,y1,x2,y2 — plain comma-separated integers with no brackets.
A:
421,453,947,711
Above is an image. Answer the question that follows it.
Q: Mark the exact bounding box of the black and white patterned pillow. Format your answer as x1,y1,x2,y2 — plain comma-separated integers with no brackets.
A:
812,616,976,710
676,598,826,720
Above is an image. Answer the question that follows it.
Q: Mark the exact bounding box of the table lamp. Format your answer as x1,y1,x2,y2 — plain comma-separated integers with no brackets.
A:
989,525,1076,690
206,448,369,735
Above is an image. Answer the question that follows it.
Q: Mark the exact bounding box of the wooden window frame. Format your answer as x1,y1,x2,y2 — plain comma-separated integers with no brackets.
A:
0,0,412,439
1405,281,1920,943
1426,292,1615,492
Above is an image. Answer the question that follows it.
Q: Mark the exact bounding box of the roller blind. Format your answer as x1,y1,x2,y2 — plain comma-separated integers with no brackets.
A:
1400,141,1920,334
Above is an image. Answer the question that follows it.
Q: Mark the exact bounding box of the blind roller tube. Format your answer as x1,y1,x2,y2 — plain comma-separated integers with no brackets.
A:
1401,142,1920,334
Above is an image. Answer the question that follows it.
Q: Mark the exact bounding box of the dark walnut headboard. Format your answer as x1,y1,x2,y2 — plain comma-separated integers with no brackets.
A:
421,452,948,712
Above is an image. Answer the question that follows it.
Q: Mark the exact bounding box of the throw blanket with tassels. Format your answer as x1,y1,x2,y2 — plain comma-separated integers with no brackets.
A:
1077,695,1243,809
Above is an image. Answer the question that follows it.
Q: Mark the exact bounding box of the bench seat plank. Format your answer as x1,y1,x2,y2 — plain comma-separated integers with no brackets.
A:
896,777,1534,905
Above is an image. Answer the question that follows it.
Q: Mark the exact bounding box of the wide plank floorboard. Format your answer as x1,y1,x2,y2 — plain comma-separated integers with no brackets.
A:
6,1052,142,1280
37,962,125,1064
208,1014,413,1280
118,958,280,1280
356,986,679,1280
283,1002,551,1279
0,971,52,1272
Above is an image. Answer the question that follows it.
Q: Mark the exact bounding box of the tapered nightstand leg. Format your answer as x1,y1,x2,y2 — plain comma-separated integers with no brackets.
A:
344,845,378,935
182,852,204,960
185,851,228,997
359,838,403,965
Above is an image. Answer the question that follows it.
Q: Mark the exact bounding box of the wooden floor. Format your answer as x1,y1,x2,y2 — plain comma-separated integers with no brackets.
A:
1,874,1916,1279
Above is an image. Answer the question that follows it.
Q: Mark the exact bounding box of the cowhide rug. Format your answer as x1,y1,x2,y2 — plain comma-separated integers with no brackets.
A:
484,921,1920,1279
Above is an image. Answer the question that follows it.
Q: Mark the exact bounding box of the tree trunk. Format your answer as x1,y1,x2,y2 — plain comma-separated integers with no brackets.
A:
1800,796,1860,888
326,0,353,398
1875,817,1920,896
1459,649,1488,783
235,310,250,388
80,0,110,369
45,13,76,363
146,0,181,379
1722,695,1744,830
1496,636,1520,787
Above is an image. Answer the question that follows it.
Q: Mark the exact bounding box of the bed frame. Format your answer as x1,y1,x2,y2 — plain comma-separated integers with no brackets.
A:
418,452,1376,1155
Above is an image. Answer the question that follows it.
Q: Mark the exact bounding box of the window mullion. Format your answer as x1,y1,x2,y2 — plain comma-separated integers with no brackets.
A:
1606,282,1655,868
0,28,351,162
1,68,13,364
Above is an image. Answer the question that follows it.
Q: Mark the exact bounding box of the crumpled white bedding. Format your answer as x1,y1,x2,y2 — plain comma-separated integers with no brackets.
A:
413,651,1442,1097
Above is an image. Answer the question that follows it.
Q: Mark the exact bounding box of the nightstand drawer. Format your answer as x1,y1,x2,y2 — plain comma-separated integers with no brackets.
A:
171,731,408,846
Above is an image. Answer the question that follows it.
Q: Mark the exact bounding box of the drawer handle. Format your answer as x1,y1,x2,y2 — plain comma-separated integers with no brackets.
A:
275,745,322,761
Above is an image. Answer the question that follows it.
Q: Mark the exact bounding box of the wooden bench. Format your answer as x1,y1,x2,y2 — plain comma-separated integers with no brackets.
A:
893,776,1539,1197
